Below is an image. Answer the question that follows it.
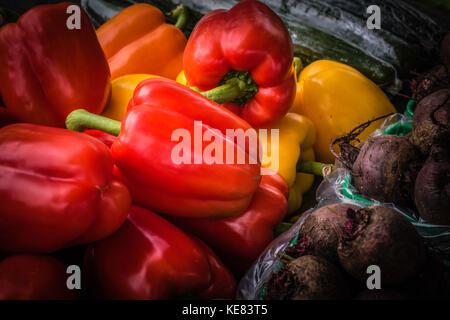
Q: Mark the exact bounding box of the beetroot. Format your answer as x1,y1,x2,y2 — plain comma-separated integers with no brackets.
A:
298,203,361,263
411,64,449,102
338,206,426,286
411,32,450,102
414,145,450,225
265,255,348,300
410,89,450,155
352,135,422,207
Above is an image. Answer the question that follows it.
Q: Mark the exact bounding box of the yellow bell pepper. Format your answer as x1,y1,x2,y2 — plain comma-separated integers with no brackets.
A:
176,70,316,214
290,59,396,163
102,74,161,121
260,112,316,215
176,70,187,85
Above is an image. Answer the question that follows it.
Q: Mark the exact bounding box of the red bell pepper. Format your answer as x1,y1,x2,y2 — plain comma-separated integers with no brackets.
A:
0,2,111,127
84,205,236,299
66,78,261,218
83,129,116,148
166,172,288,275
0,123,131,253
0,254,77,300
182,0,295,128
192,237,238,300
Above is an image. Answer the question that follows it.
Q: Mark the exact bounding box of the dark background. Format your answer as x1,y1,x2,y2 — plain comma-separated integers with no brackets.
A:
0,0,81,14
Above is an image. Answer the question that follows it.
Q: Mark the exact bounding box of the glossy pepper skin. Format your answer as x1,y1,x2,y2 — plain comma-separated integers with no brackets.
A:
97,3,186,80
179,74,317,215
290,60,396,163
83,129,116,148
0,254,77,300
182,0,295,128
84,205,236,299
0,124,131,253
101,74,161,121
114,78,260,218
166,172,288,275
180,72,318,214
0,2,111,127
259,113,316,214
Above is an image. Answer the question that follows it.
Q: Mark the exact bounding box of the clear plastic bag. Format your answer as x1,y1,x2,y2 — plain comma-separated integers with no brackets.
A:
237,105,450,300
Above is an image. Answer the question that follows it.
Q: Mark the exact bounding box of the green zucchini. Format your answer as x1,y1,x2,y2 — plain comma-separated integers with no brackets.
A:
264,0,423,78
324,0,448,47
126,0,400,90
81,0,202,38
81,0,133,28
83,0,445,92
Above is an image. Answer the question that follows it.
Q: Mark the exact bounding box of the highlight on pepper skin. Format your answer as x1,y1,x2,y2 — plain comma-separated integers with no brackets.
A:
169,120,281,175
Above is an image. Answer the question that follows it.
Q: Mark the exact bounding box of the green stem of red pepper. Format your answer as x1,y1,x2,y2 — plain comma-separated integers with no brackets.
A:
170,4,188,30
66,109,121,136
191,81,244,105
193,70,258,106
66,109,333,178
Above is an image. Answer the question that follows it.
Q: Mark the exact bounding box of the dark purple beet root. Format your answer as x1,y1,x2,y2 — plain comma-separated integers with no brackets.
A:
411,64,449,102
265,255,348,300
414,145,450,225
338,206,426,286
299,203,361,263
352,135,422,207
411,89,450,156
411,33,450,102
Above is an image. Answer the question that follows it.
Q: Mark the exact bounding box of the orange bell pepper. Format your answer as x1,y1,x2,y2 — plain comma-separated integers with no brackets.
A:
97,3,187,80
0,2,111,127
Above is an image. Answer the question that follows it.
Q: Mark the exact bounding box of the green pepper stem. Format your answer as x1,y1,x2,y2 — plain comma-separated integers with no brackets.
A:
296,160,334,177
195,70,258,105
293,57,303,79
66,109,121,136
170,4,188,30
196,80,245,105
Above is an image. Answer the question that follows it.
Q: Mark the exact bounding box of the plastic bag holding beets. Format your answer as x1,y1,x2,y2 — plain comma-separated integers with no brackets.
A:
236,107,450,300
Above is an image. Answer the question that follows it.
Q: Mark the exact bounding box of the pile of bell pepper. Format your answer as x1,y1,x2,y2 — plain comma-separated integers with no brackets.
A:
0,0,395,300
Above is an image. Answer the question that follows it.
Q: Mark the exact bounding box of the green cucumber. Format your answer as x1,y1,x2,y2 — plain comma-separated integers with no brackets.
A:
123,0,399,89
83,0,445,91
81,0,133,28
81,0,202,38
325,0,448,47
264,0,423,79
